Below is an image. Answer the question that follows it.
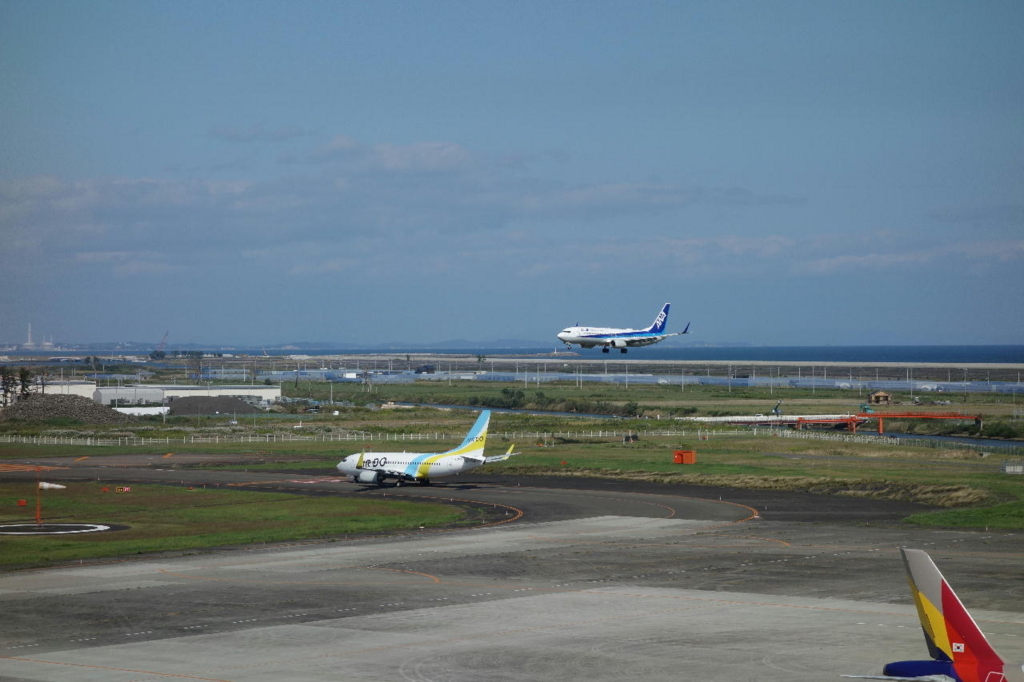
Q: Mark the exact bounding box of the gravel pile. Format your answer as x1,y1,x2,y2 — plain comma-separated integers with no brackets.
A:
0,394,134,424
168,396,260,416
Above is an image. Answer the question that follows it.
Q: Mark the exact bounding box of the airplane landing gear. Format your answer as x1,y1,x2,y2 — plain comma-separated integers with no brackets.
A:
620,348,628,354
601,347,610,353
418,479,432,486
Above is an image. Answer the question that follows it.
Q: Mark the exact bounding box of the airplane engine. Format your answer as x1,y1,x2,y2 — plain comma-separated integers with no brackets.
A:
355,470,384,485
882,661,955,679
610,339,628,348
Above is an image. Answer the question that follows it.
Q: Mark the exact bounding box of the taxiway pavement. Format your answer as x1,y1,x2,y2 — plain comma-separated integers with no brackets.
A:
1,463,1022,681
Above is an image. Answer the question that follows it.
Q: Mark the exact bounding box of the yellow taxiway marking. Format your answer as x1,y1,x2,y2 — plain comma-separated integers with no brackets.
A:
162,452,175,459
74,456,89,462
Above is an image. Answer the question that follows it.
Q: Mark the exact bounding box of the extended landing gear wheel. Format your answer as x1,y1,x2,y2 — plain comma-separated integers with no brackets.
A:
419,479,432,486
620,348,628,354
602,347,610,353
395,480,403,487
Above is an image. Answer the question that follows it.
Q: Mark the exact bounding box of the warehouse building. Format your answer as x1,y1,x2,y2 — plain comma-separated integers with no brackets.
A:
93,384,281,408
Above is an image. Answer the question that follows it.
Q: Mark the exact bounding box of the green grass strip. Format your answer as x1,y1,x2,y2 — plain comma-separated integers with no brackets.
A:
0,483,464,569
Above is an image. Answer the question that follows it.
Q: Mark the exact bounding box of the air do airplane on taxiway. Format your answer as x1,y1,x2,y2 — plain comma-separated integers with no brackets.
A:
336,410,517,486
557,302,689,353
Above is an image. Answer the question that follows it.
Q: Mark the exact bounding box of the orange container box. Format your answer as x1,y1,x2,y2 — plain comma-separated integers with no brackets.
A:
673,450,697,464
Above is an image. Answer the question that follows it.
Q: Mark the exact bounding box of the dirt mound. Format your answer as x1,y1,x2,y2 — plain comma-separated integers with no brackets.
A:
168,396,261,416
0,394,134,424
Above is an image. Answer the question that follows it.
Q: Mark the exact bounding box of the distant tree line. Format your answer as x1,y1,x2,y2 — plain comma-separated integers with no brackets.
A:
463,388,643,417
0,366,34,406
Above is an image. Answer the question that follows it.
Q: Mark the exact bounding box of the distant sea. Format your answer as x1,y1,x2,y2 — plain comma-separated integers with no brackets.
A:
14,345,1023,364
256,345,1024,364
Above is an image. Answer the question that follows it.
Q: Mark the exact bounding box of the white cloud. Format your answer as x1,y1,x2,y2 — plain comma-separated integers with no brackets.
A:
798,252,933,275
369,141,473,171
288,257,358,275
929,204,1024,224
74,251,135,263
6,153,1018,297
210,124,310,143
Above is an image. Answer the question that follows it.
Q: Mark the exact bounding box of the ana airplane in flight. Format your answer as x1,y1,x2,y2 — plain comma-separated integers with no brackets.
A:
556,303,689,353
336,410,517,486
846,547,1023,682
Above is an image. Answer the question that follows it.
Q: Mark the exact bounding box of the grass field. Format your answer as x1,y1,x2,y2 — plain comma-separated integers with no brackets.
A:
3,419,1021,529
0,483,466,569
1,382,1022,570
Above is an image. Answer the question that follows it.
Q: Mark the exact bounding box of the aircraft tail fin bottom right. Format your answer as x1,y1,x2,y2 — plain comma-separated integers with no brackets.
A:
888,548,1007,681
647,303,671,333
442,410,490,459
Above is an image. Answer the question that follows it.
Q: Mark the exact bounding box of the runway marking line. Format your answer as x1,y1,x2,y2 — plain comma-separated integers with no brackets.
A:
74,456,89,462
158,565,443,586
0,655,232,682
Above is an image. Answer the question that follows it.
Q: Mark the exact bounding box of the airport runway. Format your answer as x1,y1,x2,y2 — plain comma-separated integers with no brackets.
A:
2,461,1023,681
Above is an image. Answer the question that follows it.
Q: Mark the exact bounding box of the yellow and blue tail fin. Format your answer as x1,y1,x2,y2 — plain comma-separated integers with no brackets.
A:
441,410,490,459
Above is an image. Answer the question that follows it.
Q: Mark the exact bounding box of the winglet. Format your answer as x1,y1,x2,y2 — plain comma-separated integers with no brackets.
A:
484,443,519,463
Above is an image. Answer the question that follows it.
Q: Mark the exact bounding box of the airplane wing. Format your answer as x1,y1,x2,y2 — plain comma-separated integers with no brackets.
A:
622,322,691,347
484,444,519,463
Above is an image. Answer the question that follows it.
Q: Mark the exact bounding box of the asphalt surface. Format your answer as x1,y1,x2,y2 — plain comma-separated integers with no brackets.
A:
1,456,1023,682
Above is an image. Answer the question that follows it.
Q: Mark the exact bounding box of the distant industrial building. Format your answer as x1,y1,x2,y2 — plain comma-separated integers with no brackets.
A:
94,384,281,408
18,323,56,351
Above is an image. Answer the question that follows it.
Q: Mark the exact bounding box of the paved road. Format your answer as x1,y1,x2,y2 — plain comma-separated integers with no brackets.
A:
1,458,1022,682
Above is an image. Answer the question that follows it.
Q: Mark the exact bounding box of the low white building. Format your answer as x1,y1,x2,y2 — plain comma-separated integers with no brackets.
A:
31,381,98,399
113,406,170,416
94,384,281,407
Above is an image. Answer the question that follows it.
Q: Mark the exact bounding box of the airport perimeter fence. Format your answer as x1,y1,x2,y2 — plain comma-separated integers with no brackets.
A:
0,428,740,449
4,430,1021,457
755,428,1024,457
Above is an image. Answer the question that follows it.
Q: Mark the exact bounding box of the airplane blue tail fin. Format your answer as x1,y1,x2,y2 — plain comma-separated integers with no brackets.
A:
647,303,671,333
442,410,490,459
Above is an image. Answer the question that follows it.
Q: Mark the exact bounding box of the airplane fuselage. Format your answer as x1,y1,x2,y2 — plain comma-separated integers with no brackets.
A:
556,326,669,349
336,410,508,486
336,450,484,485
557,303,687,352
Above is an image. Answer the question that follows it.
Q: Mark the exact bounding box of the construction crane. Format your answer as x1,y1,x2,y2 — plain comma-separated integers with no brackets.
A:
150,331,169,360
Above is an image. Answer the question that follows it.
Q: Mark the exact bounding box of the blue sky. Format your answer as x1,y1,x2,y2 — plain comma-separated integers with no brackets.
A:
2,0,1022,347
